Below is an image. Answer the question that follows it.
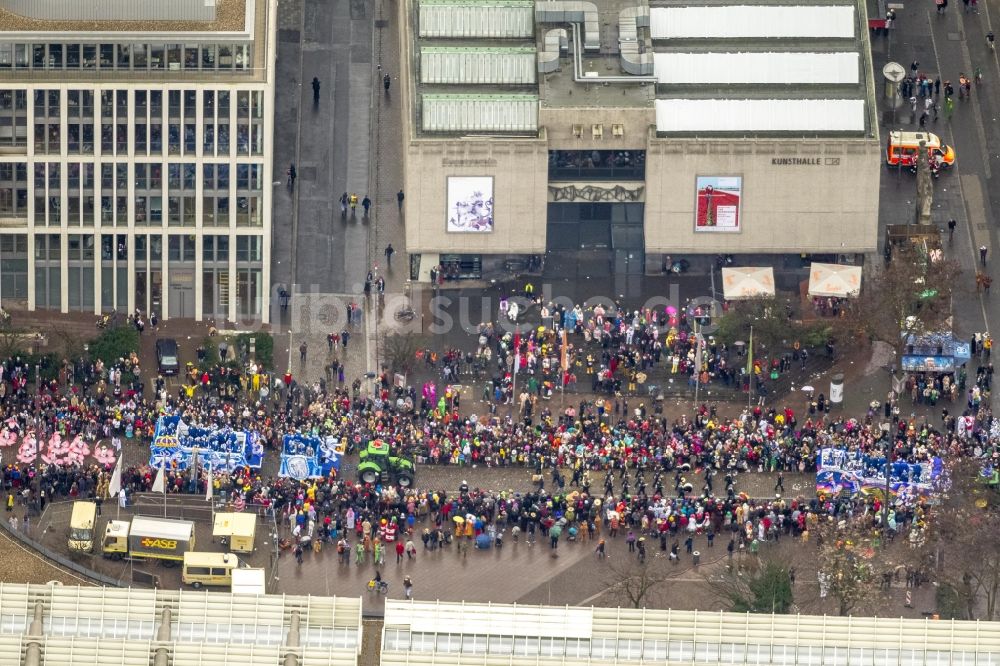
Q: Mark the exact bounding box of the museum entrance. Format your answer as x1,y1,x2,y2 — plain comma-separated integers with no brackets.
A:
545,201,645,288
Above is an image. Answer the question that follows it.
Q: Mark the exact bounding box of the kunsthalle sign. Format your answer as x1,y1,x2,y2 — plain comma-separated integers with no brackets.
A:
694,176,742,233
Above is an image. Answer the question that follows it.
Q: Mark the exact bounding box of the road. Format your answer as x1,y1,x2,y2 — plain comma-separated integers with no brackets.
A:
877,3,1000,361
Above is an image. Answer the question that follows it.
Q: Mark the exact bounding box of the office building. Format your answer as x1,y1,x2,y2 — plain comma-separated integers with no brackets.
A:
399,0,880,282
0,0,275,321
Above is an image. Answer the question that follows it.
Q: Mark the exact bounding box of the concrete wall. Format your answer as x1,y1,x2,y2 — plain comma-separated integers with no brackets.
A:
403,138,549,254
643,137,881,254
539,106,654,150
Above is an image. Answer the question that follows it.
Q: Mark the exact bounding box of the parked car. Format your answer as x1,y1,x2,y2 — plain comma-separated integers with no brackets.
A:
155,338,180,375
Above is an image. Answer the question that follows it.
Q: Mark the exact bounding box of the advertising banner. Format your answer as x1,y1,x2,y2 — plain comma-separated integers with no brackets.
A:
446,176,494,232
695,175,742,232
816,447,944,503
149,415,263,472
279,433,344,480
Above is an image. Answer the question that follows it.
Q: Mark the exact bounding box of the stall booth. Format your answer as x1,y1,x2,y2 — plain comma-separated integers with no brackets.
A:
213,512,257,553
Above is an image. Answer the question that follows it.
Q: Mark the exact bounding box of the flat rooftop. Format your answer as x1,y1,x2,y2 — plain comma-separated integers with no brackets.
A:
0,0,246,33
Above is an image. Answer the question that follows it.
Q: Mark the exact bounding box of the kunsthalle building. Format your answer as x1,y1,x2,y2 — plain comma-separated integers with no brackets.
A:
0,0,275,322
399,0,881,281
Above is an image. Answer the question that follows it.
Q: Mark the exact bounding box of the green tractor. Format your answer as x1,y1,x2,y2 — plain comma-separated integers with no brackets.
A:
358,439,416,487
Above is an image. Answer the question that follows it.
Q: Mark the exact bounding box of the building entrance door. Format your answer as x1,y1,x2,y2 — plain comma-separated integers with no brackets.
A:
168,270,195,318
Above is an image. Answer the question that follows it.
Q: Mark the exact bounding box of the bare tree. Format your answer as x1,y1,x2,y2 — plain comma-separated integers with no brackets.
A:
382,332,425,376
927,459,1000,620
813,517,882,616
602,553,681,609
845,243,962,363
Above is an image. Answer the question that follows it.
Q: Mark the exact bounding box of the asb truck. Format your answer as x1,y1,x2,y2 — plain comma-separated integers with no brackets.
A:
102,516,196,562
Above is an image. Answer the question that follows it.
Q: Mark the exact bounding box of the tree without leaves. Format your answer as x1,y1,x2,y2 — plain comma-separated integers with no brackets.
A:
602,552,680,609
813,517,881,616
926,459,1000,620
844,244,962,362
383,332,425,376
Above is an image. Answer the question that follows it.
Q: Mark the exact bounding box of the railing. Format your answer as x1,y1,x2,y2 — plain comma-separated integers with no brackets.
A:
548,165,647,181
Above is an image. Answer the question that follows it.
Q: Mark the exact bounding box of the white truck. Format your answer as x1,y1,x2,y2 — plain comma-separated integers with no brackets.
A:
102,516,196,563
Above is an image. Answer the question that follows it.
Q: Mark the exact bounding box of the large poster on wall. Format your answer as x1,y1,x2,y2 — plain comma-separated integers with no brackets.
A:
446,176,494,232
695,176,742,232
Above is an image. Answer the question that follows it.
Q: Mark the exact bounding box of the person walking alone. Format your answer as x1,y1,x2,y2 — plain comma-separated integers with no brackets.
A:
286,163,296,190
362,195,371,217
312,77,321,105
981,245,989,265
384,244,394,267
397,189,405,212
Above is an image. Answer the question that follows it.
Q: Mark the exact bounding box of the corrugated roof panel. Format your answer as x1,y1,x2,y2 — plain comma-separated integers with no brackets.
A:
650,6,856,39
419,1,535,38
653,52,859,84
422,94,538,132
654,98,865,133
420,48,537,84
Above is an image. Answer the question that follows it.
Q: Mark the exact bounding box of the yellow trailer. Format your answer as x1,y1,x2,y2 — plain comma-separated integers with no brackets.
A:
212,512,257,553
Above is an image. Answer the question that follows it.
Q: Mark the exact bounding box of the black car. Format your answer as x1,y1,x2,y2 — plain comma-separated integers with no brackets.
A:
155,338,180,375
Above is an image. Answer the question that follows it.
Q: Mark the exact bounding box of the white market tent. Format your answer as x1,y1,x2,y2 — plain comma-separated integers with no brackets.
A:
655,99,865,133
653,52,859,85
808,262,862,297
649,6,856,39
722,267,776,300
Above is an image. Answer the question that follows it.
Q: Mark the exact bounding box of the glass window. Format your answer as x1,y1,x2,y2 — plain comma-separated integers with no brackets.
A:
773,645,797,665
435,634,461,653
721,643,747,664
488,636,512,655
539,638,564,657
798,646,824,666
618,639,643,660
851,649,875,666
565,639,590,658
670,641,695,662
461,635,486,654
383,630,409,651
927,653,951,666
748,644,772,665
512,637,539,656
216,236,228,260
901,650,925,666
697,643,722,663
591,638,616,659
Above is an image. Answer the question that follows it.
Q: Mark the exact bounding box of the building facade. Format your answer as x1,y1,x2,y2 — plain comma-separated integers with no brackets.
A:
0,0,275,322
399,0,881,282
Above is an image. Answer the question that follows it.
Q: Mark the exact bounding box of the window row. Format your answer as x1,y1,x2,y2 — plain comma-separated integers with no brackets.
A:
16,89,264,156
31,233,263,264
383,631,1000,666
0,43,252,72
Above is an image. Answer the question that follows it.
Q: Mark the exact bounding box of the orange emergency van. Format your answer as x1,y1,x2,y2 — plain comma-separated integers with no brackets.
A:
885,131,955,168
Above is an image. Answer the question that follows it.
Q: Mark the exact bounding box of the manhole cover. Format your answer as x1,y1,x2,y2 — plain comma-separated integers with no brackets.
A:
375,19,389,27
299,166,317,181
947,32,963,40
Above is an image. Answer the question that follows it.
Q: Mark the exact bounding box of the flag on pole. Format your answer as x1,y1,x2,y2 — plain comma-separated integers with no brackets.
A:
107,457,122,499
746,327,754,375
151,459,166,494
205,465,213,501
513,351,521,376
560,329,569,372
694,325,703,376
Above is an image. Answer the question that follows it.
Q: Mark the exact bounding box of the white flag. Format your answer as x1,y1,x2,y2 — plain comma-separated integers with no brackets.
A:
151,460,166,494
107,457,122,498
513,352,521,376
205,466,213,501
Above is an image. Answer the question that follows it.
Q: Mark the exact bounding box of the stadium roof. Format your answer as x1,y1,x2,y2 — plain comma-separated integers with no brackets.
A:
650,5,857,40
0,583,362,666
382,600,1000,666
